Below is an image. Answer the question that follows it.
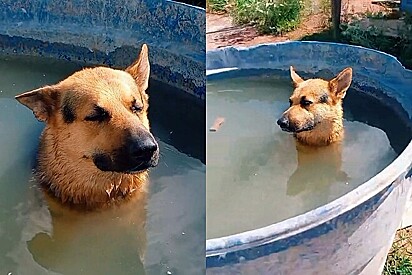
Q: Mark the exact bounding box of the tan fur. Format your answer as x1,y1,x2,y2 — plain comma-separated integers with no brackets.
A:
279,67,353,196
16,44,156,209
279,66,353,146
291,79,344,145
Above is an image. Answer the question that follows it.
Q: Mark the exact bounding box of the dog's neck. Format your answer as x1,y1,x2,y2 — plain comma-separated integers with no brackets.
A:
295,106,344,146
35,128,148,208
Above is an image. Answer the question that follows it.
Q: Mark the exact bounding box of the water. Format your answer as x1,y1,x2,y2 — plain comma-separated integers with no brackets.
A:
0,56,205,275
206,72,411,239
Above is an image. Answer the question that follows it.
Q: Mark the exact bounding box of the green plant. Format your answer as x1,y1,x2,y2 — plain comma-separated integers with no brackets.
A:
341,23,394,50
365,11,386,19
384,250,412,275
207,0,229,12
301,17,412,70
320,0,331,18
340,19,412,69
232,0,304,34
384,228,412,275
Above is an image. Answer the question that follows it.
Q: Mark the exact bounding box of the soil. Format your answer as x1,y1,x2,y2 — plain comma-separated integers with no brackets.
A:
207,13,329,50
206,0,386,50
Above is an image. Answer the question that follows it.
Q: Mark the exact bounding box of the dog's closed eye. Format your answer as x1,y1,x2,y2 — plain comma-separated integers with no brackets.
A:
300,97,313,107
131,99,144,114
85,106,111,122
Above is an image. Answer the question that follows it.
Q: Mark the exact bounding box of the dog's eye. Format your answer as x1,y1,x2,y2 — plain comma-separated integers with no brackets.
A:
300,99,313,107
319,94,328,103
131,102,143,113
288,99,293,106
85,106,110,122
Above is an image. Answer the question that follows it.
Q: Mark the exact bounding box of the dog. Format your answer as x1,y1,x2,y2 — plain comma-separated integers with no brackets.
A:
15,44,159,208
277,67,353,198
277,66,352,146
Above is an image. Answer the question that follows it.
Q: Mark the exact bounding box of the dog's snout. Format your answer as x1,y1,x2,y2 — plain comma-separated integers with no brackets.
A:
93,131,159,173
130,137,158,159
277,116,289,128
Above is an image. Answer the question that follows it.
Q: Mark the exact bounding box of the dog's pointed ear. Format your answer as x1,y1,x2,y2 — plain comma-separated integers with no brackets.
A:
329,67,352,100
290,66,304,86
126,44,150,92
15,86,59,122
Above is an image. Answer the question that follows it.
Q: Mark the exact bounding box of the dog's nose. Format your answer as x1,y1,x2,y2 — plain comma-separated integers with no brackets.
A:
130,137,158,160
277,117,289,128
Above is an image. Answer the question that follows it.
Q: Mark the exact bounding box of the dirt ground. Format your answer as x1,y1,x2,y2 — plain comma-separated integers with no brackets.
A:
392,226,412,254
207,13,329,50
206,0,386,50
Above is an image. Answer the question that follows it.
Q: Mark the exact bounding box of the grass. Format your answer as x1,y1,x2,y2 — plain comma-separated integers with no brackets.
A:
343,19,412,68
207,0,304,34
383,227,412,275
384,252,412,275
320,0,331,17
232,0,304,34
207,0,229,12
301,15,412,69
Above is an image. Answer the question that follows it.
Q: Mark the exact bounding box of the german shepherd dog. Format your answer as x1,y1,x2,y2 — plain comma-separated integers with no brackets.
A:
277,66,353,146
15,44,159,208
277,67,353,197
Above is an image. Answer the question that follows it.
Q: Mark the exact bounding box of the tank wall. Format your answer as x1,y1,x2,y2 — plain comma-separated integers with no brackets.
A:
207,177,411,274
0,0,205,99
207,42,412,113
206,42,412,274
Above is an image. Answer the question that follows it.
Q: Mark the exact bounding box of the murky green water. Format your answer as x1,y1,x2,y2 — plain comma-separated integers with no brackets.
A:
206,72,411,239
0,56,205,275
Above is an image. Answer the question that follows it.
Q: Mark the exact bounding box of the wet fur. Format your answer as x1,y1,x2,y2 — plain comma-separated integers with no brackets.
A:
278,66,353,146
278,67,353,196
16,44,157,209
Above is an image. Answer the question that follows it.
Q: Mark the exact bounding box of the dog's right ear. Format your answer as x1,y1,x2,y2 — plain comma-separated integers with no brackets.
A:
15,86,59,122
126,44,150,93
290,66,304,86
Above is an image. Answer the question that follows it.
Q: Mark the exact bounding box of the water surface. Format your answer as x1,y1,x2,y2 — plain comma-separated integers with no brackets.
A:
207,72,410,239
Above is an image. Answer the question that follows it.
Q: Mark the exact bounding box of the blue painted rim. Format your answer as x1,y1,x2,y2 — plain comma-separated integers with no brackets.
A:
0,0,206,100
167,0,205,11
205,41,412,262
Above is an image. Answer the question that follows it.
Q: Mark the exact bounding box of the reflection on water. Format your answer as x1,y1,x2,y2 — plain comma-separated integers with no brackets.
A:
0,56,205,275
207,73,410,239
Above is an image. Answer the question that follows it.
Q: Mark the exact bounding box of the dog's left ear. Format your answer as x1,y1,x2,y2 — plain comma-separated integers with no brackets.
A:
329,67,352,100
126,44,150,92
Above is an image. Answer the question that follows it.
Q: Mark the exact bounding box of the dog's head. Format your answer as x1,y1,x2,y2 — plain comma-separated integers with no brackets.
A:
16,44,159,174
277,66,352,134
